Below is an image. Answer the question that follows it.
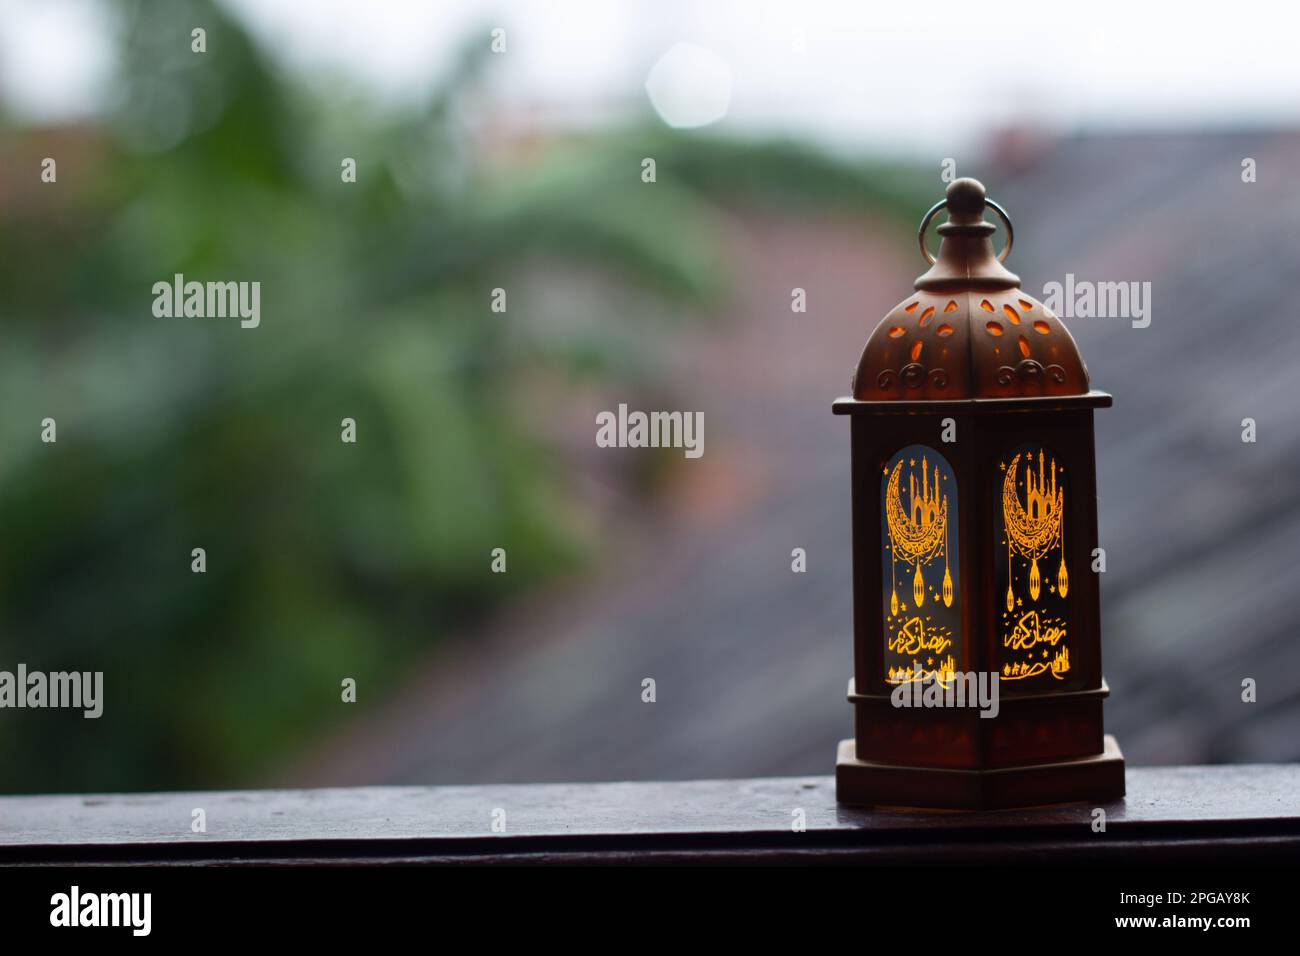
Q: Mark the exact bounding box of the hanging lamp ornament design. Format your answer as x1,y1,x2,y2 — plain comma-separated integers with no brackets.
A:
833,177,1125,810
998,445,1071,682
881,446,960,687
885,453,951,611
1002,449,1064,606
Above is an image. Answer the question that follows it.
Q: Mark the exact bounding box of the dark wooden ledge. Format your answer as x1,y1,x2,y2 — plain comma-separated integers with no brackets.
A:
2,765,1298,865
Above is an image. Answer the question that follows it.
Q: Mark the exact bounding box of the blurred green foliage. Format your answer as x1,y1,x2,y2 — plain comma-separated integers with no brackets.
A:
0,0,929,792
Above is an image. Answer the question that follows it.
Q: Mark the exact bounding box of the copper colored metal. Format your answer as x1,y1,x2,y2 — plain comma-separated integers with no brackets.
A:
852,178,1089,401
918,195,1013,265
834,178,1124,809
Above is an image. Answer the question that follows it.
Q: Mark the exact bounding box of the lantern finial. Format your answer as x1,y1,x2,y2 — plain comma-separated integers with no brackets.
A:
914,180,1019,292
944,177,986,221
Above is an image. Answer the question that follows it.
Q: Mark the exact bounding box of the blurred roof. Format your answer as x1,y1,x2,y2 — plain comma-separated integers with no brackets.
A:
289,127,1300,786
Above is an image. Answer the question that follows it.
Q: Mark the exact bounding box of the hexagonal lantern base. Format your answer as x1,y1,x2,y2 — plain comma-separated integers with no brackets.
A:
835,736,1125,810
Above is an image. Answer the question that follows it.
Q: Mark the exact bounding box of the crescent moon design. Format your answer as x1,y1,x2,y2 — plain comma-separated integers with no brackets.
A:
1002,452,1062,560
886,461,945,564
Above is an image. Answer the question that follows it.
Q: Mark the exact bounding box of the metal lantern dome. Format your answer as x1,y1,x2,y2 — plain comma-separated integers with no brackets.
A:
853,177,1089,401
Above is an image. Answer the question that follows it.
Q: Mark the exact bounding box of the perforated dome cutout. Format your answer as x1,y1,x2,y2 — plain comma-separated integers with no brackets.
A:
851,179,1090,400
853,290,1089,400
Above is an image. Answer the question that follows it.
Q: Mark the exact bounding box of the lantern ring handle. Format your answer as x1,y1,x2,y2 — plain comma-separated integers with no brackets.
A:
918,198,1013,265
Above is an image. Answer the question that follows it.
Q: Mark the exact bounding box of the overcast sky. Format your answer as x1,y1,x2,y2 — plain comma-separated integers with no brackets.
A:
3,0,1298,157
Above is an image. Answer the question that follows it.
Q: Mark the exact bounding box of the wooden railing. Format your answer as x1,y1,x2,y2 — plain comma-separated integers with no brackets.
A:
2,765,1297,865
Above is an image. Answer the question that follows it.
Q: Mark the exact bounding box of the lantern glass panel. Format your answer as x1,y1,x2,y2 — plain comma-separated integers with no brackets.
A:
880,444,960,686
995,444,1071,684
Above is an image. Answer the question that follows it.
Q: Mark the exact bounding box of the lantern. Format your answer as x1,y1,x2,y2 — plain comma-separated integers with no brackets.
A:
834,178,1125,809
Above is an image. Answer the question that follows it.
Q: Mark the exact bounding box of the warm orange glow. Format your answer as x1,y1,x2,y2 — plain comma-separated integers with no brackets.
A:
888,325,905,337
883,447,959,684
998,448,1070,681
936,323,954,337
1003,304,1021,324
911,340,924,361
1033,319,1051,334
986,322,1003,336
888,654,957,686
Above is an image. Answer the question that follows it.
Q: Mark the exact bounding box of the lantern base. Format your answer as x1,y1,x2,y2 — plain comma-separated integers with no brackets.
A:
835,735,1125,810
